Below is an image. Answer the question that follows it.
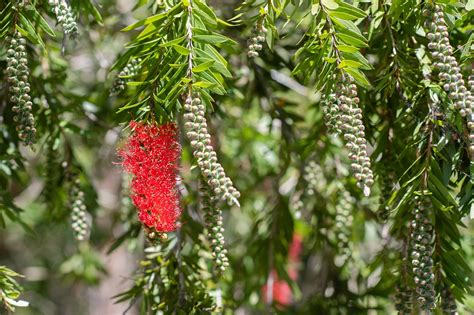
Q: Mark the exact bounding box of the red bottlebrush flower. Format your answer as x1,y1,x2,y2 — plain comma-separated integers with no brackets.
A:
119,121,182,233
262,270,293,307
261,233,303,307
288,233,303,263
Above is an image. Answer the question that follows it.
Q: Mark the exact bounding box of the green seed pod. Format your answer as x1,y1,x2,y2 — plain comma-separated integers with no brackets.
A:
200,179,228,275
441,286,457,315
425,2,471,135
69,178,90,241
334,191,354,265
49,0,79,39
248,21,267,58
410,196,435,311
323,75,373,195
183,93,240,206
110,58,142,95
7,32,35,145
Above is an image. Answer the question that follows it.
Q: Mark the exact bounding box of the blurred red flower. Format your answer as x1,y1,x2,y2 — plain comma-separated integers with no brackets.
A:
262,270,293,306
262,232,304,307
119,121,182,232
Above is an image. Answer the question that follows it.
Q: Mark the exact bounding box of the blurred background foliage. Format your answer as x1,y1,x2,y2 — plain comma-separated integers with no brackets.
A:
0,0,473,314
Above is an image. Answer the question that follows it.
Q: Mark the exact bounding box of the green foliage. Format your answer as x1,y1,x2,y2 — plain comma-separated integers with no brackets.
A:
0,266,28,312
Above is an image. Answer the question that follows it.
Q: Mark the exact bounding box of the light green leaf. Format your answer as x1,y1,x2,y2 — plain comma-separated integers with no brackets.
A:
121,11,168,32
25,8,55,37
336,32,368,48
193,81,217,88
160,35,186,47
466,0,474,10
193,34,237,46
338,59,363,69
172,44,190,55
311,4,320,15
337,45,359,53
324,57,337,63
344,67,371,88
336,1,367,18
192,60,215,73
322,0,339,10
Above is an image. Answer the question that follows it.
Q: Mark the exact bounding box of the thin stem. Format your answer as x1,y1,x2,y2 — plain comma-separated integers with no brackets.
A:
320,0,342,65
186,0,194,97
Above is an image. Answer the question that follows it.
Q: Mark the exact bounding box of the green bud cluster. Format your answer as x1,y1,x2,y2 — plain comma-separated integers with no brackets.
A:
110,59,142,96
468,73,474,157
183,95,240,206
200,179,229,273
44,138,59,206
335,191,353,263
394,282,412,315
49,0,79,39
69,178,89,241
324,75,374,196
322,93,340,134
424,4,474,158
441,286,457,315
293,198,304,214
377,166,394,222
410,196,435,311
303,160,322,196
247,23,267,58
6,32,35,145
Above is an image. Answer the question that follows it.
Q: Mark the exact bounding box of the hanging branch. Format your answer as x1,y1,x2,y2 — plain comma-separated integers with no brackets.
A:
313,1,374,195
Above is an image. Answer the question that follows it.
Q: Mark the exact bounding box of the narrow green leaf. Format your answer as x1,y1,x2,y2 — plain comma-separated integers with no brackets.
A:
336,32,368,48
121,12,168,32
322,0,339,10
160,35,186,48
344,67,371,88
328,10,360,21
193,81,217,88
172,44,190,55
192,60,214,73
193,34,237,46
337,45,358,53
336,1,367,18
338,59,363,69
25,8,55,37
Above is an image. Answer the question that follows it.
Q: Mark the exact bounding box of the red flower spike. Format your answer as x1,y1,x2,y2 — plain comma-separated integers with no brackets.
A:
261,232,303,307
119,121,182,232
262,271,293,307
288,233,303,264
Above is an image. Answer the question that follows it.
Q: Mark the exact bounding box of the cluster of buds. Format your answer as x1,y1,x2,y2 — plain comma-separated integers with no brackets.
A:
200,179,229,273
69,178,89,241
293,160,325,214
6,31,35,145
334,191,353,264
49,0,79,39
441,286,457,315
44,138,59,205
468,74,474,157
183,94,240,206
394,282,412,315
424,5,474,157
110,59,142,96
324,75,374,196
247,22,266,58
410,196,436,311
322,93,340,134
303,160,324,196
378,166,394,222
